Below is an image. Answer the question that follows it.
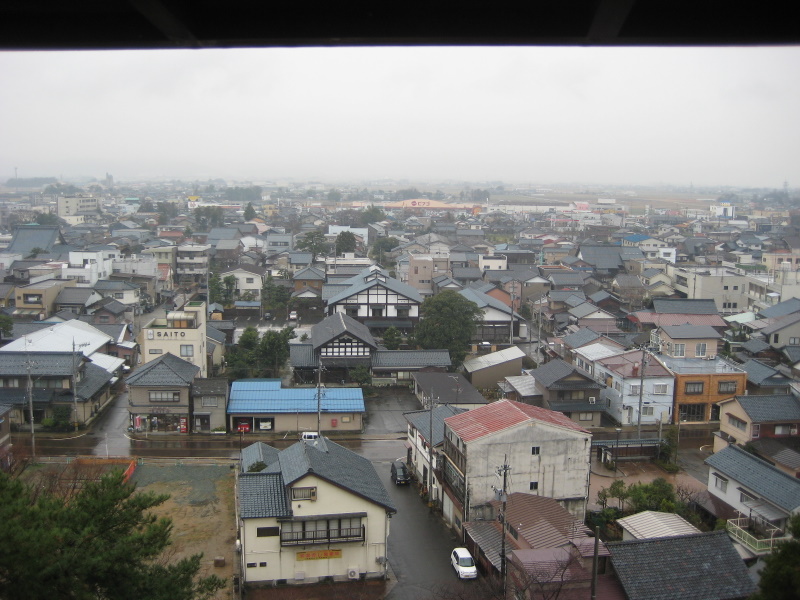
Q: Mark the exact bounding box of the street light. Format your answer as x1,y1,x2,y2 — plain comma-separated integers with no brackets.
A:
614,427,622,477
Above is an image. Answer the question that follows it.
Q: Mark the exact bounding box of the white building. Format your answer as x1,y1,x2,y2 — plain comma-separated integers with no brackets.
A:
441,399,592,531
238,437,395,585
138,300,208,377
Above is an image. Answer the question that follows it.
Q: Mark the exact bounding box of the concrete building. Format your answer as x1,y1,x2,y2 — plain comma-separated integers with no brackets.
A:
175,243,210,286
441,399,592,532
138,300,208,377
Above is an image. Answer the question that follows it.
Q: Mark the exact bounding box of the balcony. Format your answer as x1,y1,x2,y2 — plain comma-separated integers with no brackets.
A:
726,518,791,554
280,525,365,546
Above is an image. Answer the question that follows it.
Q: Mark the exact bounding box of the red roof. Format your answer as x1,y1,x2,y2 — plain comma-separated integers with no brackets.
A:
444,399,590,442
627,312,727,328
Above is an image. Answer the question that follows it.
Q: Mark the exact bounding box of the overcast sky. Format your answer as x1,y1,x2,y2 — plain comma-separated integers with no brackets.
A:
1,46,799,188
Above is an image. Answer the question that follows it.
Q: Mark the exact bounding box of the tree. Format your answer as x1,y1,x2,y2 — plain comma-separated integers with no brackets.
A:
335,230,357,255
370,236,400,264
383,326,402,350
225,326,295,379
222,275,237,305
27,246,45,258
0,469,224,600
359,205,386,226
0,314,14,338
752,514,800,600
349,365,372,386
244,202,256,220
207,273,223,305
34,212,60,226
295,230,328,262
327,189,342,203
415,290,483,366
258,327,295,377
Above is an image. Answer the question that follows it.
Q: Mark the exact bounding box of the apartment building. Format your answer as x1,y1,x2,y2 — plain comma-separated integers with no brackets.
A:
175,243,210,286
666,265,749,314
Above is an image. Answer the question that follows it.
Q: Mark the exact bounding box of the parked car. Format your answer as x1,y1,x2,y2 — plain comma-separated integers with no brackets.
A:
451,548,477,580
390,461,410,485
262,312,273,321
288,311,298,321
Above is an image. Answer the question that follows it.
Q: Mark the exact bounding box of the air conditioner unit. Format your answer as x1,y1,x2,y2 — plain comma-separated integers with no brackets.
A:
347,568,359,580
588,397,596,404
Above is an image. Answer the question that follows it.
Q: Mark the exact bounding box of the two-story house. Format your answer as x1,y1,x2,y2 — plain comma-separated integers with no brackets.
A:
92,280,141,310
14,278,77,320
221,265,266,301
705,444,800,556
714,393,800,474
595,349,675,426
657,356,747,423
652,324,722,359
238,436,395,585
441,399,592,534
521,359,606,427
126,352,200,434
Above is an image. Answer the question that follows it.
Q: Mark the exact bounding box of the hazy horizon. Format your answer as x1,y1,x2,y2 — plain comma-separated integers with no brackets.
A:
2,46,799,189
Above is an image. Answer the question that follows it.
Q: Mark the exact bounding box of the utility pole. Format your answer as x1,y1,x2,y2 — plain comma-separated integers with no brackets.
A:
26,343,36,462
636,345,647,440
316,357,324,436
497,456,511,596
427,389,439,507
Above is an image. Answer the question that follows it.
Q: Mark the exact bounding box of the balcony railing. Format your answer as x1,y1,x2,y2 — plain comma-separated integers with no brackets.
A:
280,526,365,546
727,518,791,554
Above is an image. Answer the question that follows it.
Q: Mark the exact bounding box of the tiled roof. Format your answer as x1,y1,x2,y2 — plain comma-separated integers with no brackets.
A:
660,324,721,339
277,437,395,511
126,353,199,386
758,297,800,318
760,311,800,335
741,337,770,353
705,444,800,512
238,472,291,518
7,225,64,255
327,271,422,306
289,343,315,368
55,287,97,304
93,280,140,291
411,372,484,405
616,510,700,539
782,345,800,363
75,361,114,401
526,358,586,387
192,377,228,396
735,394,800,423
311,313,376,350
607,531,756,600
458,287,522,318
492,492,591,549
404,404,467,446
740,359,789,386
0,351,79,376
750,437,800,471
629,312,727,328
241,442,281,473
372,349,451,368
562,328,601,349
293,266,325,280
652,298,719,315
445,399,590,442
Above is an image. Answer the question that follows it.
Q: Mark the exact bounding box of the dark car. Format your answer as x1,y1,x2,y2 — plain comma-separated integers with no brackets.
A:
262,312,273,321
390,461,411,485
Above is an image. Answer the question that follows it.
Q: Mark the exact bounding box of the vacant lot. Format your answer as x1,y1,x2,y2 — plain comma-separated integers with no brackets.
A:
130,462,237,599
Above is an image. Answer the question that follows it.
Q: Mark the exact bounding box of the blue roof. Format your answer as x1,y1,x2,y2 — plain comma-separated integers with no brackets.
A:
228,381,365,414
622,233,650,243
234,301,261,307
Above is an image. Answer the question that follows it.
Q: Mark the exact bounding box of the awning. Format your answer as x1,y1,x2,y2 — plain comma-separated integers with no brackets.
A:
743,498,787,522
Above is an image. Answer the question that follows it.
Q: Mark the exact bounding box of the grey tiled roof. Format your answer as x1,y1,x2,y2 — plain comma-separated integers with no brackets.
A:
760,311,800,335
93,280,139,291
55,287,97,305
238,472,291,518
740,359,791,387
526,359,577,387
7,225,64,255
652,298,719,314
372,349,451,368
562,328,601,349
404,404,467,446
289,343,315,368
241,442,281,473
206,325,226,344
607,531,756,600
75,361,114,401
705,444,800,512
126,353,199,386
782,345,800,363
0,351,79,376
759,297,800,318
277,437,395,512
311,313,376,350
741,337,770,353
736,394,800,423
326,271,422,306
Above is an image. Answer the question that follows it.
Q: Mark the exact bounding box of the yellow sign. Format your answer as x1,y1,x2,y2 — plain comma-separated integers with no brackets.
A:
296,549,342,561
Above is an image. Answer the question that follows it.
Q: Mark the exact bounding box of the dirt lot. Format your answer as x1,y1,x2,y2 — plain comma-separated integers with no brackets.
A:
130,463,238,600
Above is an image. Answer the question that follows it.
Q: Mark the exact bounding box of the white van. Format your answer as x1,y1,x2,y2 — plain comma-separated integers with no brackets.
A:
451,547,477,579
300,432,319,441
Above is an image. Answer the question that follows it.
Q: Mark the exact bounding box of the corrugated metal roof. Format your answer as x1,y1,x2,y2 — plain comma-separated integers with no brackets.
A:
228,383,365,414
462,346,525,372
445,399,590,442
629,312,727,328
616,511,700,540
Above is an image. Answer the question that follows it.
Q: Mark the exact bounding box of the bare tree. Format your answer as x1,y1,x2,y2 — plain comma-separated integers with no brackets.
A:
507,549,588,600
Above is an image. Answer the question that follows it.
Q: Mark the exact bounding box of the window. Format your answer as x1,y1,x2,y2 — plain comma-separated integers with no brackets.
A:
371,307,384,317
578,412,593,421
723,285,728,290
180,345,194,357
685,382,704,394
727,414,747,431
773,334,779,344
718,381,737,393
149,390,180,402
114,292,124,299
790,337,800,345
695,343,707,357
774,424,791,435
256,527,279,537
531,446,540,456
673,343,685,357
642,406,654,416
149,348,163,354
680,404,706,421
629,384,641,396
740,490,756,503
653,383,668,395
713,474,728,493
246,277,254,283
246,563,257,568
751,424,760,439
201,396,219,407
733,286,739,290
529,481,538,491
291,487,317,501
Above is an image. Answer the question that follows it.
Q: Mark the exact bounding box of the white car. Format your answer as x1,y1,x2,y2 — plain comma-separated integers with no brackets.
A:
288,311,298,321
451,547,477,580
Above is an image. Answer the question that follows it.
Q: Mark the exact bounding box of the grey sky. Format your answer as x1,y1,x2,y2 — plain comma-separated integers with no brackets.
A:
1,46,799,187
